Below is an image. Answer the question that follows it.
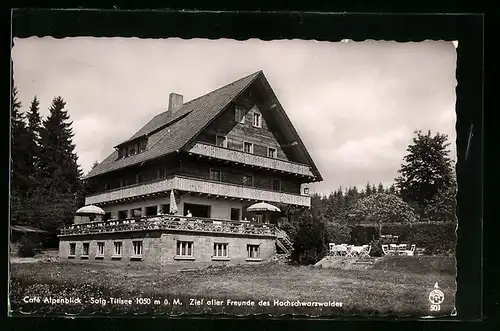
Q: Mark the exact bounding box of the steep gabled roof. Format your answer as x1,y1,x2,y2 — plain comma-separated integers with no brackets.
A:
85,70,323,182
86,71,261,179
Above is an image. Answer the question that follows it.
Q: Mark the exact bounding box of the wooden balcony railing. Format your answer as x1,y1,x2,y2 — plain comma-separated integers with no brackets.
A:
59,215,276,237
85,175,311,207
187,142,315,177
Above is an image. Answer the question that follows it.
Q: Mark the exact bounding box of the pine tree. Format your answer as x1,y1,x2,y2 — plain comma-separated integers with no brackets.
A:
395,130,454,215
365,182,372,196
39,97,83,193
25,96,42,187
11,89,33,196
11,87,31,224
388,184,397,195
34,97,83,232
377,183,384,193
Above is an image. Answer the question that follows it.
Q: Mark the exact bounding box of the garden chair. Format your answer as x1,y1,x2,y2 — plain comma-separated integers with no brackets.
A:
361,245,371,257
404,244,416,256
382,244,389,255
389,244,398,255
336,245,347,256
351,245,363,257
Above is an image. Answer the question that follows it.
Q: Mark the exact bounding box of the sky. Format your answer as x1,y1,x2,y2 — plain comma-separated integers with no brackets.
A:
12,37,457,195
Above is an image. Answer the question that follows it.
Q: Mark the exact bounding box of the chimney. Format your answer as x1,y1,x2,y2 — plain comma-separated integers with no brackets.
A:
168,93,183,116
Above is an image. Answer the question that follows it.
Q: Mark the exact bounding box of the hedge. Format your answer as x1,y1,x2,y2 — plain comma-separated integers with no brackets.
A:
349,222,457,256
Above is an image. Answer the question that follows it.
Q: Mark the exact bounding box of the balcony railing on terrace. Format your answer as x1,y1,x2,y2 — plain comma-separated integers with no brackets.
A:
85,175,310,207
187,142,315,177
59,215,276,237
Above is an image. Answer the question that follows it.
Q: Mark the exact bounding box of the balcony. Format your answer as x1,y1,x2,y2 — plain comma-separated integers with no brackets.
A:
85,175,310,207
59,215,276,237
186,142,315,177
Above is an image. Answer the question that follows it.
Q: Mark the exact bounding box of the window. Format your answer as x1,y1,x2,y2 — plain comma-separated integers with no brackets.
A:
230,208,240,221
69,243,76,256
253,112,262,128
132,241,143,256
304,187,310,195
97,242,105,256
268,147,277,158
113,242,123,256
216,135,227,148
129,145,136,155
136,173,144,183
243,142,253,154
104,183,110,191
247,244,260,258
272,179,281,192
235,106,245,123
124,148,129,158
213,243,228,257
139,140,147,152
104,212,112,221
242,175,253,187
176,241,193,257
82,243,89,257
118,210,128,220
158,168,166,179
210,169,221,182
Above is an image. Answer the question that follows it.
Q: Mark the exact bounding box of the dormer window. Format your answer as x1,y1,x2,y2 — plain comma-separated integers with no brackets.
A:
118,139,147,159
253,112,262,128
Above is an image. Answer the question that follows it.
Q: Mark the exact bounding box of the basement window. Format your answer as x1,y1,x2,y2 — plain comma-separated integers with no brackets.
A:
69,243,76,258
96,242,105,259
81,242,89,259
247,244,260,259
175,241,195,260
213,243,229,258
112,241,122,259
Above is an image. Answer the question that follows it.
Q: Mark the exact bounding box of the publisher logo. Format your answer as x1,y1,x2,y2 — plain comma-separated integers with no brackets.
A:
429,289,444,305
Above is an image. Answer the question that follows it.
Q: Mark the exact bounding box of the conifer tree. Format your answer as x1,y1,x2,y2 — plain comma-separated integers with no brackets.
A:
377,183,384,193
38,97,82,193
25,96,42,187
365,182,372,196
11,87,31,224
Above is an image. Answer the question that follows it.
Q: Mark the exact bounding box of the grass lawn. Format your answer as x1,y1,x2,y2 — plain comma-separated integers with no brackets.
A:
9,255,456,317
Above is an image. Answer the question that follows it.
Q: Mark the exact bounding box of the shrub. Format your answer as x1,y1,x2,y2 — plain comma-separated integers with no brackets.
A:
346,193,419,232
17,235,42,258
350,226,379,245
324,222,351,245
288,211,327,265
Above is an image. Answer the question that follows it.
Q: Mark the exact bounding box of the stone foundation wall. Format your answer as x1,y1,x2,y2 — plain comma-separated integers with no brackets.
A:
58,230,276,265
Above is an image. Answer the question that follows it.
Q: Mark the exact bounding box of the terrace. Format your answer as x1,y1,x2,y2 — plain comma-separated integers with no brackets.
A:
59,215,276,237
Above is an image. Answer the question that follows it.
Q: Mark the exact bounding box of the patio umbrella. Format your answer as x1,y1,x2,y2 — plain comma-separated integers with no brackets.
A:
246,202,281,213
75,205,106,215
169,189,178,215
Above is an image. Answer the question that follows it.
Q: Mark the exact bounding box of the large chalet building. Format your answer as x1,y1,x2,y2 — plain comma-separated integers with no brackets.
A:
58,71,322,265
